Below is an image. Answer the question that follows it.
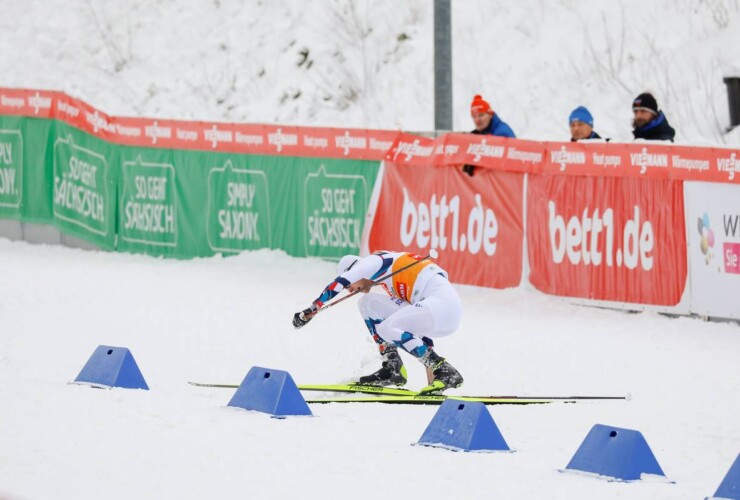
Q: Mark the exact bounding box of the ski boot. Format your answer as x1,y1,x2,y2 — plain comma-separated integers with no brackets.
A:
357,347,407,387
418,350,463,394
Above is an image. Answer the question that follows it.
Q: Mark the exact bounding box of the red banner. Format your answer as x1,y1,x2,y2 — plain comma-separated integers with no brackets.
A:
383,131,740,185
526,175,687,305
667,146,740,183
367,162,524,288
0,87,400,160
2,86,738,183
0,88,56,118
438,133,546,173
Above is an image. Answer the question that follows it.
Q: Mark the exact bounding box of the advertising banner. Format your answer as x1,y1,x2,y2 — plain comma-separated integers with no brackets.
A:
527,174,687,305
110,151,380,259
684,182,740,319
206,159,271,253
0,115,379,258
118,151,380,259
303,164,368,258
0,116,54,222
52,127,116,249
119,155,178,248
367,161,524,288
0,128,22,211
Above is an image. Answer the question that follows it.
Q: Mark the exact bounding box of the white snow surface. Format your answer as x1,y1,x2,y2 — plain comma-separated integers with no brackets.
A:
1,0,739,144
0,238,738,499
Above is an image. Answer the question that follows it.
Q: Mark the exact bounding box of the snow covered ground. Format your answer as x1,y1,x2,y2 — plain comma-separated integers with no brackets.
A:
1,0,739,143
1,238,738,499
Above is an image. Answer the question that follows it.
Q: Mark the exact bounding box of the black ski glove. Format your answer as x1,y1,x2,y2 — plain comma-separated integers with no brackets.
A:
292,304,318,329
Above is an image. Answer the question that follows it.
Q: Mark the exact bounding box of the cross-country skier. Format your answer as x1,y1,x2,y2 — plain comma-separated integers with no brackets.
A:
292,251,463,394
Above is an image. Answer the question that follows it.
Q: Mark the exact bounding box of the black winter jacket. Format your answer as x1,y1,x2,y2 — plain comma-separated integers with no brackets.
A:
632,112,675,142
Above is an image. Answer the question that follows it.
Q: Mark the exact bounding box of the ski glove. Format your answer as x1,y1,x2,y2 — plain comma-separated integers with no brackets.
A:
292,304,318,329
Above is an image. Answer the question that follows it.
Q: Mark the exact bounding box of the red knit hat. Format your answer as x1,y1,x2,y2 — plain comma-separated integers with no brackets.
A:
470,94,493,115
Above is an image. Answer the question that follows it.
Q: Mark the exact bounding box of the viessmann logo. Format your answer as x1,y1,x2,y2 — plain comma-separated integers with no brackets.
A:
335,131,367,155
467,138,504,163
268,128,298,152
86,111,116,134
716,152,738,181
392,140,434,162
205,125,233,149
629,148,668,174
144,121,172,145
550,146,586,171
28,92,52,114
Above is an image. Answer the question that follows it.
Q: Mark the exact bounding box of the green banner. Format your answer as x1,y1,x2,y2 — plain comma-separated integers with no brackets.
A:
207,159,271,253
0,117,53,222
304,165,367,257
0,116,380,260
0,128,22,210
119,156,177,248
52,130,116,249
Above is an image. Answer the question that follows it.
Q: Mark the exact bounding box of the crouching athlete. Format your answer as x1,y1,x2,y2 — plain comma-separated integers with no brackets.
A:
292,251,463,394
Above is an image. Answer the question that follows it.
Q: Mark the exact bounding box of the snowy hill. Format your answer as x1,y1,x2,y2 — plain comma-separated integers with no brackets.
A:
1,0,739,143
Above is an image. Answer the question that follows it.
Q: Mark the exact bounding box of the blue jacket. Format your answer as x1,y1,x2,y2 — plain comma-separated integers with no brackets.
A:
632,111,675,142
472,114,516,138
571,131,603,142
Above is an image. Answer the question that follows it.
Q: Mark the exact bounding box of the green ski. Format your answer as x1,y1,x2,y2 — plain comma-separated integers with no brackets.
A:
297,384,418,396
187,381,627,402
188,381,418,395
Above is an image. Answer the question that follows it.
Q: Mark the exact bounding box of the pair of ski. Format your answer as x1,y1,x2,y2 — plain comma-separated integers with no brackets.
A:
188,381,627,405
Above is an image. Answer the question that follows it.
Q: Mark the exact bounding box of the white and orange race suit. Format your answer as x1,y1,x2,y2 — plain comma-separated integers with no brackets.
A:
314,251,462,358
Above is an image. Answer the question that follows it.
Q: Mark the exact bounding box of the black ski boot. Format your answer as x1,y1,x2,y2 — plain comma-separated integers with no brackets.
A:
419,350,463,394
358,347,408,387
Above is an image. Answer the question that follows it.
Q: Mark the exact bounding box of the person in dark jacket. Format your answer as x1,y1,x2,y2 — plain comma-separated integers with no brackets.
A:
464,94,515,175
569,106,602,141
470,94,516,138
632,92,676,141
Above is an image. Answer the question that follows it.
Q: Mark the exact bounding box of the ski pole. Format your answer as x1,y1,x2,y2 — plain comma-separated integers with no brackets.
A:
317,248,439,313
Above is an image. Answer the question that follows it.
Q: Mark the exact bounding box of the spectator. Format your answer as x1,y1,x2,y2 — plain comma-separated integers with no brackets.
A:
569,106,603,141
464,94,515,175
470,94,516,138
632,92,676,141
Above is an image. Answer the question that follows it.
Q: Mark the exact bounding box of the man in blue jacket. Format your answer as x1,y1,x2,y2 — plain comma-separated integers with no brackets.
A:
569,106,603,141
470,94,516,138
632,92,676,141
464,94,515,175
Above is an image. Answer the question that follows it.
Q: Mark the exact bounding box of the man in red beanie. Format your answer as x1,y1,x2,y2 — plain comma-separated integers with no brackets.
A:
464,94,516,175
470,94,515,138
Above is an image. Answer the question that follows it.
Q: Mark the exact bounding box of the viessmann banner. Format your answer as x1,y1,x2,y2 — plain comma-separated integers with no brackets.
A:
0,88,398,159
366,161,525,289
383,132,740,183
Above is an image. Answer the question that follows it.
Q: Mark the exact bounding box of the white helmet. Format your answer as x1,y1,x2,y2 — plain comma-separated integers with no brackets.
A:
336,254,360,275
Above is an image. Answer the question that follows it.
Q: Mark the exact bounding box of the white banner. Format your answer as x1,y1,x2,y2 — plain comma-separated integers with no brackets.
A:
685,182,740,319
